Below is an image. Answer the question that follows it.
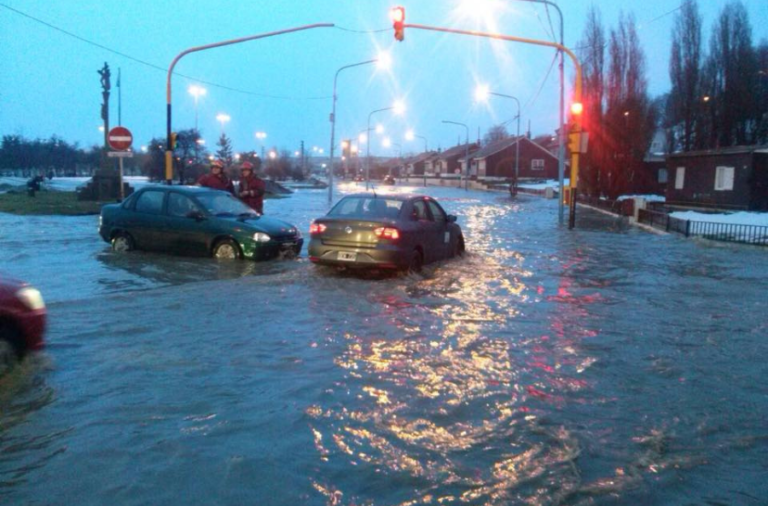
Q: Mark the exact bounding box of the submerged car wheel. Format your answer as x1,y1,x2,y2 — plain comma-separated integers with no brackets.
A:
111,232,134,253
455,235,466,257
408,250,424,274
0,323,22,374
213,239,242,260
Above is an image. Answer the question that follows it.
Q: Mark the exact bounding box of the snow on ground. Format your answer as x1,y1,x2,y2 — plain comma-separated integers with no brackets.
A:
670,211,768,227
617,194,666,202
0,176,154,193
517,179,569,190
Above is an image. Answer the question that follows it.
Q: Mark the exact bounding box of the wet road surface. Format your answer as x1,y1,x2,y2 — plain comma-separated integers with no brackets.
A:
1,183,767,505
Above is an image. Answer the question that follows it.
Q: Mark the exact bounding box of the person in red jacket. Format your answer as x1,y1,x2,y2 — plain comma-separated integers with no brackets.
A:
197,159,234,193
238,161,266,214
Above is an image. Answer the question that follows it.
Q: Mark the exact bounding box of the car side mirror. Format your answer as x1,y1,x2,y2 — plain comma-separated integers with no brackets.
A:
186,211,206,221
447,215,457,223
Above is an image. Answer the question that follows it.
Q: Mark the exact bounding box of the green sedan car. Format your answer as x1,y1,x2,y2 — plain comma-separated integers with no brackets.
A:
99,186,302,261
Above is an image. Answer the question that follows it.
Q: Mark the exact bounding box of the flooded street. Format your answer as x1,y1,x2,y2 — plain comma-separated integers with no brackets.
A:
1,184,767,505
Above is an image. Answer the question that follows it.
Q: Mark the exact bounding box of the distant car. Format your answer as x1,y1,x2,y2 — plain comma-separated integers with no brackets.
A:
382,175,396,185
0,276,46,363
99,186,303,261
308,193,465,272
354,176,365,182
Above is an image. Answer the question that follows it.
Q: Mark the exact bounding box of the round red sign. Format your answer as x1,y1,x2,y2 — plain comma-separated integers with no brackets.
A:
107,126,133,151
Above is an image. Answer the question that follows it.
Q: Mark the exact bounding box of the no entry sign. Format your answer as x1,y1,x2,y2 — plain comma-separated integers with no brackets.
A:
108,126,133,151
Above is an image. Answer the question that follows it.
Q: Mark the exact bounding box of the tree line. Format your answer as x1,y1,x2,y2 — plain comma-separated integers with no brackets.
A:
0,130,307,182
578,0,767,198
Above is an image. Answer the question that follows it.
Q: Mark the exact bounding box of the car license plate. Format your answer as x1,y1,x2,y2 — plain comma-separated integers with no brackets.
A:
338,251,357,261
281,242,297,249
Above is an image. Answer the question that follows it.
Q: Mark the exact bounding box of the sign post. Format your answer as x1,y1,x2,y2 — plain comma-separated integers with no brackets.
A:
108,126,133,200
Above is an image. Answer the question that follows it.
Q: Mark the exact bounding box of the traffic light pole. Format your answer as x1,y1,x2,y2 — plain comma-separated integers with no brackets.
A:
401,22,583,228
164,23,335,184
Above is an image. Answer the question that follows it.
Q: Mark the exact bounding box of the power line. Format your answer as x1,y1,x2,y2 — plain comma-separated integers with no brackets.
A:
0,3,332,101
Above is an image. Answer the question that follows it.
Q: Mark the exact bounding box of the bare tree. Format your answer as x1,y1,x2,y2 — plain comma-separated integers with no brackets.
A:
705,1,757,147
483,124,509,145
577,5,607,196
756,41,768,144
605,12,656,198
669,0,702,151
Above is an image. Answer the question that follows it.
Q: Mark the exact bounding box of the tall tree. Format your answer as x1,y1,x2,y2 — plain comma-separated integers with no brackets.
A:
669,0,702,151
605,12,656,198
754,41,768,144
215,133,234,166
705,1,757,147
577,6,607,196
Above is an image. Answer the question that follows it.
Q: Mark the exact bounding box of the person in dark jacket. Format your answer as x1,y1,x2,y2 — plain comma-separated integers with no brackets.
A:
237,161,266,214
197,159,234,193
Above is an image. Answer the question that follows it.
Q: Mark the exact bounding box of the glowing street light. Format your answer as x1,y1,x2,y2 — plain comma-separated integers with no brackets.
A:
358,132,368,144
475,84,521,182
188,85,207,131
216,113,231,133
375,124,385,135
405,129,428,152
365,100,406,189
382,137,392,148
268,150,277,160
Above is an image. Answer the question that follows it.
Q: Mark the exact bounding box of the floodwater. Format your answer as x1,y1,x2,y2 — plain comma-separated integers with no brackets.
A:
1,183,767,505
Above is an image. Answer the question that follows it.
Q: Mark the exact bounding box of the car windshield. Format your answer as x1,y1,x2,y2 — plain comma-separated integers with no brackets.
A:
195,192,255,217
329,197,403,219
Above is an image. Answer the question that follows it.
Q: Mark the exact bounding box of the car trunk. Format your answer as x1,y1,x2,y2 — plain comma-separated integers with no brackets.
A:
316,218,393,248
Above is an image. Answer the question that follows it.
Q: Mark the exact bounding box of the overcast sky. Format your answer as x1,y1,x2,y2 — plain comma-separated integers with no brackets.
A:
1,0,766,157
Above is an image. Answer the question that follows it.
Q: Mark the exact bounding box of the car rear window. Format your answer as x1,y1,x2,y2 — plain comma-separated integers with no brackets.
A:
329,197,402,219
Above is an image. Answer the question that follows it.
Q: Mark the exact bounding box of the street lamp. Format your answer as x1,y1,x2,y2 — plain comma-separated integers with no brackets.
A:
475,85,521,183
405,129,428,152
366,101,405,190
255,131,267,159
216,113,230,134
442,120,470,190
188,85,207,131
328,56,385,204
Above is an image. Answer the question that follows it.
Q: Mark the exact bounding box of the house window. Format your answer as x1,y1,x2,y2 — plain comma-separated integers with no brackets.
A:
675,167,685,189
531,159,545,170
714,166,734,191
658,169,668,184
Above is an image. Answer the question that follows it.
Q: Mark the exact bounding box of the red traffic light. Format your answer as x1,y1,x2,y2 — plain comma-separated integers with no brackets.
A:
391,6,405,23
391,6,405,41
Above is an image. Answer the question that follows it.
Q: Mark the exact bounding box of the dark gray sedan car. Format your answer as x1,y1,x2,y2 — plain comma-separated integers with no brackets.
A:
308,193,465,272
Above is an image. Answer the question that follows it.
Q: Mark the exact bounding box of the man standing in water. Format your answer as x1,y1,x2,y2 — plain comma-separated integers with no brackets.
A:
197,159,234,194
237,161,266,214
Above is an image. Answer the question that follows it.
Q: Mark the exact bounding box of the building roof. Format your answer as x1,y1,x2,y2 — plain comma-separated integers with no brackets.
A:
461,136,561,162
668,144,768,158
436,143,479,161
404,151,439,165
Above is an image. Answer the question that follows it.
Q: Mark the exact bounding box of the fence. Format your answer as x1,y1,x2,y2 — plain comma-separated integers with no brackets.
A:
638,209,768,246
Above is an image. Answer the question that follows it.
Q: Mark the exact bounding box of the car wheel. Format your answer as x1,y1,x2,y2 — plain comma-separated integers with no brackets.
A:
213,239,242,260
455,235,466,257
0,323,22,375
112,232,134,253
408,250,423,274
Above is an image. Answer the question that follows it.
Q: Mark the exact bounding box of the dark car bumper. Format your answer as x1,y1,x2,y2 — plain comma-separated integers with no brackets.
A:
6,309,47,351
243,238,304,261
307,240,407,269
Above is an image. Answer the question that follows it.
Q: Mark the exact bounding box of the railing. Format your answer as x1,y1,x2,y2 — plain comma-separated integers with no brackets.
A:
638,209,768,246
688,221,768,246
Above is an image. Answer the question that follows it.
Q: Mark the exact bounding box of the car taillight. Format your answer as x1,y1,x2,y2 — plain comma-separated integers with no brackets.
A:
309,222,327,235
374,227,400,240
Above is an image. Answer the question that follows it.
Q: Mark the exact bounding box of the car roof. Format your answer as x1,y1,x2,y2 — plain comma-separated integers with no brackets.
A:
341,192,433,202
138,185,227,195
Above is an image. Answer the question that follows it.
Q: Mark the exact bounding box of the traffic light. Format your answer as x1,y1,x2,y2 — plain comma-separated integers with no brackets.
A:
170,132,178,150
568,132,581,153
570,101,583,130
392,6,405,42
341,139,351,159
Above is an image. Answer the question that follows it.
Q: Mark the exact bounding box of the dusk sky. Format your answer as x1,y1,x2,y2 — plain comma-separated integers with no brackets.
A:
1,0,766,157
